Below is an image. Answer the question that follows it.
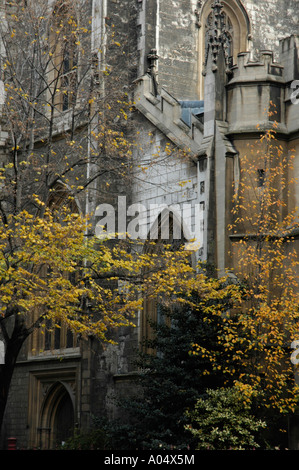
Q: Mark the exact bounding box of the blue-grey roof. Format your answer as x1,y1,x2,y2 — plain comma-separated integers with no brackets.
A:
179,100,204,127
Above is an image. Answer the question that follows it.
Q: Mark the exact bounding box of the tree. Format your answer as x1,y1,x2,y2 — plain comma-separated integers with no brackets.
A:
1,204,219,435
104,279,241,450
0,0,137,215
0,0,192,436
229,121,299,410
0,0,133,433
190,119,299,446
185,386,266,450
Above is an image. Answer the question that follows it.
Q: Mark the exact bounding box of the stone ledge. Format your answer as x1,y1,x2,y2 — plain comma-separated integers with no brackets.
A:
134,74,204,158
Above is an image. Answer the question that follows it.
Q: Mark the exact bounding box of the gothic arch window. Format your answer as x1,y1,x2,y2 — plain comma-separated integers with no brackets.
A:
140,209,194,353
29,183,80,358
205,10,234,65
49,0,79,112
198,0,250,97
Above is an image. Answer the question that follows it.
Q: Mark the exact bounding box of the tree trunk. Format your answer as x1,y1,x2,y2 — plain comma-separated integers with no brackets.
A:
0,318,30,440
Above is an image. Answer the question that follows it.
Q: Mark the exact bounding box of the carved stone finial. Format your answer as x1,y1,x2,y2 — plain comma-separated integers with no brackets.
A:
147,48,159,96
147,49,159,73
203,0,233,75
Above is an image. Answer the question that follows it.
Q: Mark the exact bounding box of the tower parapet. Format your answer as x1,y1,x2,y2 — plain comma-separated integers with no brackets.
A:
227,50,286,135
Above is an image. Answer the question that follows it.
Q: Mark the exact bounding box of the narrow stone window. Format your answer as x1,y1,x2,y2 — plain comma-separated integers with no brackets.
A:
29,183,79,357
50,0,79,112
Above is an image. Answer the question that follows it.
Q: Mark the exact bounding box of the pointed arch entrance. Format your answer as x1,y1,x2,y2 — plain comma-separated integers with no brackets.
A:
38,381,75,449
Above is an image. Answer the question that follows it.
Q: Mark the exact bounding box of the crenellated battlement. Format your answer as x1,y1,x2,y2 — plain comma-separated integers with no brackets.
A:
229,36,298,85
226,37,299,135
226,49,289,135
230,50,284,85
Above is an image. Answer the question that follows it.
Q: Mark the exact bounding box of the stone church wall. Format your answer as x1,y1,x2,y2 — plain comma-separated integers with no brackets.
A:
242,0,299,58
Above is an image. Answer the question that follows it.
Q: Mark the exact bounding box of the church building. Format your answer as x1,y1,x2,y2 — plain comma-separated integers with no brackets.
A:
0,0,299,449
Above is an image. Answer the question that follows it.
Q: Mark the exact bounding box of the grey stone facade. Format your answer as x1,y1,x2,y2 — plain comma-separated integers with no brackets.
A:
1,0,299,450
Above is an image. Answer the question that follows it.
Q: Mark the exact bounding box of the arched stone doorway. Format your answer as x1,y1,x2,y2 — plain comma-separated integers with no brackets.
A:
39,381,75,449
140,208,197,352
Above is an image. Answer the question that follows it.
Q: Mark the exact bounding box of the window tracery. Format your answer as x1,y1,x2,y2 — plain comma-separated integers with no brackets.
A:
197,0,250,97
205,10,234,67
140,210,189,354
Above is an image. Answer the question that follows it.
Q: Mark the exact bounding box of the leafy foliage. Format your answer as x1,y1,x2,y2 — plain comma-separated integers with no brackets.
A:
60,426,108,450
106,292,235,450
228,124,299,414
0,0,190,434
191,123,299,423
185,386,266,450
